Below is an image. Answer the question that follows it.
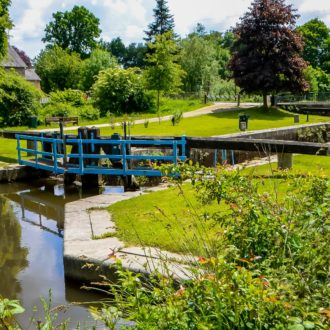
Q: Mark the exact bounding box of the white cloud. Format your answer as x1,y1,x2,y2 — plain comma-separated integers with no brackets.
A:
11,0,54,40
298,0,330,12
8,0,330,58
169,0,251,35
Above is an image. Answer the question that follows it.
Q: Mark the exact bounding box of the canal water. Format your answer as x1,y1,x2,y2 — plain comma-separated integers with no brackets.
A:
0,179,116,328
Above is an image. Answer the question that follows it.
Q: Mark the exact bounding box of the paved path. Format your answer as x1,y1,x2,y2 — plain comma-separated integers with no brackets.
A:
35,102,259,133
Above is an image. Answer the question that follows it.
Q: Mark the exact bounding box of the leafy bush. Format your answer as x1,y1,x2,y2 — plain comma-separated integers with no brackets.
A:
297,125,330,143
41,102,76,118
94,166,330,329
92,67,154,115
79,48,118,91
34,45,82,93
49,89,87,107
78,104,100,120
0,69,42,127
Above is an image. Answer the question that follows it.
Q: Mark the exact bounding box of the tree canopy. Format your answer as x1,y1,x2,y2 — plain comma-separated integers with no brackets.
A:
92,67,153,115
42,5,101,58
0,68,42,126
229,0,308,107
100,37,146,68
144,31,185,115
144,0,175,42
180,32,220,94
0,0,12,60
297,18,330,73
79,48,117,91
35,45,82,92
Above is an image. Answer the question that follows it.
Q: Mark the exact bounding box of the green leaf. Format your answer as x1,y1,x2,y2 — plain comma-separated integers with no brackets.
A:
288,325,304,330
302,321,315,329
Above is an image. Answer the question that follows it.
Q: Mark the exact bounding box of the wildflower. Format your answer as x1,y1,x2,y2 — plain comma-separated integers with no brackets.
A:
198,256,207,264
319,309,330,317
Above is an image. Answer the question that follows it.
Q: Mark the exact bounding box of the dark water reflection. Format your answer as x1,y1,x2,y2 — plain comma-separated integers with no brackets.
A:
0,179,109,328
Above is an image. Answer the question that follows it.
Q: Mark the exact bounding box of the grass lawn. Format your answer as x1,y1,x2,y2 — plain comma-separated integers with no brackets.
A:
107,177,292,254
242,154,330,177
100,107,330,136
108,158,329,254
0,138,20,164
1,107,329,165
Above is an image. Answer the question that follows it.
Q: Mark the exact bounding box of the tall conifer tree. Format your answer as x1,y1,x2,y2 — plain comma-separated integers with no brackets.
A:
144,0,175,42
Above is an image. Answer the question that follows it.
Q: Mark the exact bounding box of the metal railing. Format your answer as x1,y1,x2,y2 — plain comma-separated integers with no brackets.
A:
16,134,186,177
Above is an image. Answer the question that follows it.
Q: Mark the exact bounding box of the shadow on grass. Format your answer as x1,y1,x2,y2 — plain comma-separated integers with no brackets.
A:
208,107,295,121
0,156,18,164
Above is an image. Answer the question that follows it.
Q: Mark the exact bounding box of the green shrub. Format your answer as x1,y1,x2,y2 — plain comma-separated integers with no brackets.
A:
49,89,87,107
92,67,154,115
95,166,330,329
78,104,100,120
0,69,42,127
41,102,76,118
34,45,82,93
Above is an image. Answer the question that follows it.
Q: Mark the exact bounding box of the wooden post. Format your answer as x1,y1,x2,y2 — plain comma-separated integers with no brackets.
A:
278,153,293,170
26,139,34,156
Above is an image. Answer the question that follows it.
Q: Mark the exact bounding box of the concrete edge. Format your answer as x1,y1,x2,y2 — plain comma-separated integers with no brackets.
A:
0,164,47,182
64,185,195,284
217,121,330,139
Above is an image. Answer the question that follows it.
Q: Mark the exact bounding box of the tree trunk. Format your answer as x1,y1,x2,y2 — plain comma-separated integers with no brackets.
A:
263,92,268,109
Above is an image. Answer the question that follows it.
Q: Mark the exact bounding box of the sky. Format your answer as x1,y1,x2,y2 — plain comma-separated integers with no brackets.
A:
8,0,330,59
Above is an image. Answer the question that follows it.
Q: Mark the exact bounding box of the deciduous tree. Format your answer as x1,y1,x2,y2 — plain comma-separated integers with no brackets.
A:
124,43,147,68
80,48,117,91
180,33,220,94
35,46,82,92
100,37,127,65
229,0,308,108
0,0,12,60
42,5,101,58
144,31,185,116
297,18,330,73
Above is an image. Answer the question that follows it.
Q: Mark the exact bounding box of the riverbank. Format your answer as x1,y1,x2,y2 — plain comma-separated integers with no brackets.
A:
64,185,195,283
0,164,46,182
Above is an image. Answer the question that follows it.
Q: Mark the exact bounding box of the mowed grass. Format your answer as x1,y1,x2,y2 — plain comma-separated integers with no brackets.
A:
242,155,330,177
108,176,297,254
100,107,330,136
108,156,329,254
0,138,20,164
1,98,208,131
1,107,329,165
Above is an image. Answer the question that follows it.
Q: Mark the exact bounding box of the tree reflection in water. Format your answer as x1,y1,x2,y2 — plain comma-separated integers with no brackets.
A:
0,196,28,299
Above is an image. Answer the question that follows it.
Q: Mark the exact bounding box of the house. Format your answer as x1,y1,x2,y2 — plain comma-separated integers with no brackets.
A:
1,45,41,89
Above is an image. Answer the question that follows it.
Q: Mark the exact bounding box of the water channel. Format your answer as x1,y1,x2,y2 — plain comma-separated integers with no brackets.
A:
0,178,116,328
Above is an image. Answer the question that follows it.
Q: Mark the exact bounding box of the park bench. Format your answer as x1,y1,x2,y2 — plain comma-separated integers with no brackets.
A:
45,116,79,126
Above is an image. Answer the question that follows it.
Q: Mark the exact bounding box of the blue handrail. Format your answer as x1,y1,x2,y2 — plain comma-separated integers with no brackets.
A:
15,134,186,177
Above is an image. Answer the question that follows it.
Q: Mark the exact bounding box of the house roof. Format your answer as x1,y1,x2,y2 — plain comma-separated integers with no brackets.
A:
25,68,41,81
1,45,27,68
0,45,41,83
